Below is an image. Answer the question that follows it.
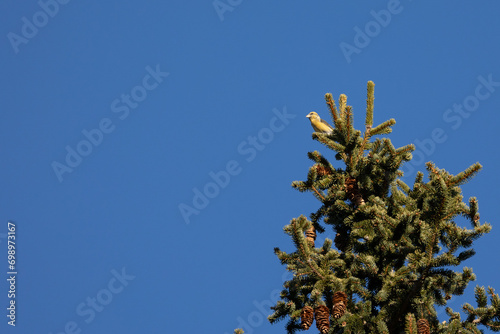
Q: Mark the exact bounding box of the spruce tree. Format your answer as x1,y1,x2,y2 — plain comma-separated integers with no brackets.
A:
267,82,500,333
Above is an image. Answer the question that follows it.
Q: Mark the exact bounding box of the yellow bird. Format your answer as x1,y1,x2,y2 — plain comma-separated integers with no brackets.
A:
306,112,333,134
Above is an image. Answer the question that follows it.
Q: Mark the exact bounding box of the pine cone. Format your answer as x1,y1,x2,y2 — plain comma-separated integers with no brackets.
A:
314,305,330,334
352,193,365,206
316,165,332,176
315,165,331,177
332,302,346,319
332,291,347,305
417,318,430,334
345,177,365,206
300,306,314,330
334,233,348,252
305,226,316,247
332,291,347,319
345,177,357,196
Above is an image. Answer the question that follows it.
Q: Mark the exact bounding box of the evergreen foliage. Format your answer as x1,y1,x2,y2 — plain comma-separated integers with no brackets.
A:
268,82,500,333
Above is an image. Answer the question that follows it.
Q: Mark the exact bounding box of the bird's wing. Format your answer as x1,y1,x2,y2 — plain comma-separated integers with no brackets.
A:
320,119,334,130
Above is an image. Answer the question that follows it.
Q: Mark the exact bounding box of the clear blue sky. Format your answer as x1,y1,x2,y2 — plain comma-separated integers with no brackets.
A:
1,1,500,333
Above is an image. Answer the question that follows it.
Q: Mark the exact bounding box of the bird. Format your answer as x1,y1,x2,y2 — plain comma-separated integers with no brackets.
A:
306,112,333,134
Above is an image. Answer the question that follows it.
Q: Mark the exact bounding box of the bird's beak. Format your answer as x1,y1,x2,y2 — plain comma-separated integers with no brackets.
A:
306,114,311,118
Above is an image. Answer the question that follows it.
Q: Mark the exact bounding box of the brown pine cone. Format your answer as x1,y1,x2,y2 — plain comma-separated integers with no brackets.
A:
305,226,316,247
345,177,365,206
314,305,330,334
334,233,348,252
331,291,347,319
417,318,430,334
332,302,346,319
332,291,347,306
315,164,331,177
300,306,314,330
